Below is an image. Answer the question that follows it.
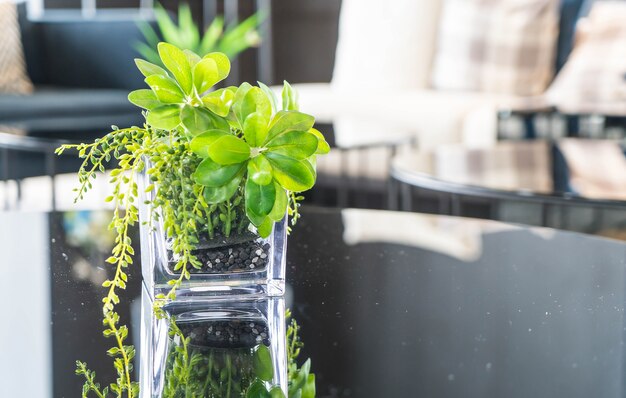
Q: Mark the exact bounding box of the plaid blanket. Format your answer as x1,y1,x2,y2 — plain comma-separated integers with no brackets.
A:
431,0,559,96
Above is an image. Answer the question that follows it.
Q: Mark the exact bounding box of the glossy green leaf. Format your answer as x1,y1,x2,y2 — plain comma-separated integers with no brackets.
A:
202,88,235,117
193,157,244,187
128,89,161,110
258,81,279,115
193,58,220,94
203,52,231,81
232,82,253,126
145,75,184,104
268,181,287,221
146,105,181,130
266,152,316,192
190,129,229,157
157,42,193,94
246,380,271,398
134,59,168,78
302,374,316,398
243,112,269,147
241,87,272,123
253,344,275,381
268,386,286,398
203,174,241,204
266,131,318,159
247,154,272,185
209,135,251,165
266,111,315,142
281,80,298,111
180,105,214,136
246,179,276,219
309,127,330,154
257,216,274,238
183,49,201,67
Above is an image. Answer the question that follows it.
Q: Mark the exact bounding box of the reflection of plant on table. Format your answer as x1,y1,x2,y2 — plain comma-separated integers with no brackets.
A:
58,42,327,397
136,3,263,66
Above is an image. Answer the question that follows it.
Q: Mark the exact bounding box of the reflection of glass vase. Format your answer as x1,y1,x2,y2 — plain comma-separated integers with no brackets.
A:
138,168,287,299
140,289,287,397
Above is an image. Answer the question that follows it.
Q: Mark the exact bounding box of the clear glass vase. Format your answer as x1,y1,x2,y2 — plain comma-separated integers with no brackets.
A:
140,288,287,398
138,168,287,299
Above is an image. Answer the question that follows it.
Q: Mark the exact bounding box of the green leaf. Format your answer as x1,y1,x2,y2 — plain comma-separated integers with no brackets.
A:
157,42,193,94
183,49,201,67
243,112,269,147
190,129,229,157
209,135,251,165
180,105,213,136
282,80,298,111
202,88,235,117
247,155,272,185
289,359,311,395
246,179,276,220
203,175,242,204
193,157,244,187
128,89,161,110
266,131,318,159
258,81,279,115
268,181,287,221
134,59,168,78
242,87,272,123
193,58,220,94
266,111,315,143
266,152,316,192
309,128,330,154
269,386,286,398
146,105,181,130
232,82,253,125
302,374,316,398
246,380,271,398
203,52,231,81
145,75,184,104
253,344,275,381
257,216,274,238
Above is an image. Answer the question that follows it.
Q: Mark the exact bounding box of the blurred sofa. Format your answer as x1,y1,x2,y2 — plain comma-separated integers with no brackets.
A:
0,3,151,141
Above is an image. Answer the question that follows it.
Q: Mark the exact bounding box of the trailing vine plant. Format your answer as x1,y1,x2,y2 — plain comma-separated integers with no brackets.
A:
57,42,327,397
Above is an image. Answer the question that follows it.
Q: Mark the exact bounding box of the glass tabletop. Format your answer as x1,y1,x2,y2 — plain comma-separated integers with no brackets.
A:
391,139,626,206
2,206,626,398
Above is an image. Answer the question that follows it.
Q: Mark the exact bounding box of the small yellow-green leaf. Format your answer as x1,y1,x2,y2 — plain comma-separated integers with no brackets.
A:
128,89,161,110
266,131,318,159
247,154,272,185
146,105,181,130
243,112,269,147
208,135,251,165
193,58,220,94
145,75,184,104
157,42,193,94
309,128,330,154
266,152,316,192
190,129,229,157
134,59,168,78
268,181,288,221
201,88,234,117
202,52,230,81
266,111,315,143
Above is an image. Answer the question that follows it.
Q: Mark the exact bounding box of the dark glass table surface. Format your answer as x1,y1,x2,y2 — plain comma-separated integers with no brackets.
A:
2,207,626,398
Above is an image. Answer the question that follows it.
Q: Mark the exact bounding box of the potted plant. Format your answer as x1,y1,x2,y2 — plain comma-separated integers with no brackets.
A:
58,42,327,397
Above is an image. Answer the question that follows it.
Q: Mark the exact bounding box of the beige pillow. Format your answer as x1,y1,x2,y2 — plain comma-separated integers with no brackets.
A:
547,2,626,115
0,2,34,94
430,0,559,96
332,0,443,90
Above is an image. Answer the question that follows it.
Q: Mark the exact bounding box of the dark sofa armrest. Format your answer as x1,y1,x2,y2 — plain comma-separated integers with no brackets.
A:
19,4,155,90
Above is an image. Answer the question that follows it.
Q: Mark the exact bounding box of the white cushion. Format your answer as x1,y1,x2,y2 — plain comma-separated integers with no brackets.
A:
332,0,442,90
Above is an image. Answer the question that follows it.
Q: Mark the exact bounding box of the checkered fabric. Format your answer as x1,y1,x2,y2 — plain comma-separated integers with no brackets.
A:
433,140,553,194
0,2,33,94
430,0,559,96
547,2,626,115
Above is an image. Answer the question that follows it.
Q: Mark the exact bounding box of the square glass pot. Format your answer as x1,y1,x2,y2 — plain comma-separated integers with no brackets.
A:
140,288,288,397
138,171,287,299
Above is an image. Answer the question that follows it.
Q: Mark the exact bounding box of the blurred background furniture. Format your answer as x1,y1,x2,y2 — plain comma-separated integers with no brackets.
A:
390,139,626,236
0,3,154,141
